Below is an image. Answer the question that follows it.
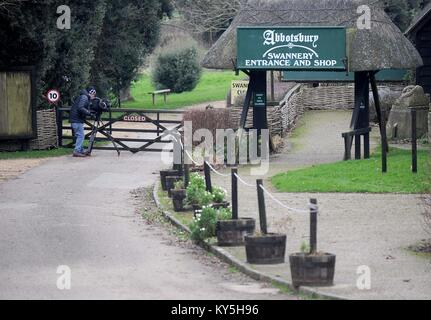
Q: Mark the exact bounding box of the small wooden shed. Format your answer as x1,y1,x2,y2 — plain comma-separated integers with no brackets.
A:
406,2,431,95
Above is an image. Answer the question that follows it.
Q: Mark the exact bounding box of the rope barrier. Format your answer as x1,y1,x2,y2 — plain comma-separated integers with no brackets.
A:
259,184,310,214
169,133,318,215
205,161,231,177
233,173,255,188
184,150,202,166
170,135,200,166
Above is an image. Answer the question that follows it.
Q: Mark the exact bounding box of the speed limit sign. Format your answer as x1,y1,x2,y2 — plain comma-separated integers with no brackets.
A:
47,89,60,104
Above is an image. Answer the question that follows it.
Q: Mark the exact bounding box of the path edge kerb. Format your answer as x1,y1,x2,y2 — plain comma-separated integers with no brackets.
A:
152,180,347,301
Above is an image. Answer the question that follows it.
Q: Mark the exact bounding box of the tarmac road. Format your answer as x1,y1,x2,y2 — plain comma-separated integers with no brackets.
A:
0,150,295,300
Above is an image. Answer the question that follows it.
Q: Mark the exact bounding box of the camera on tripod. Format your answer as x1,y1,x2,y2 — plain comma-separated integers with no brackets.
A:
89,97,111,120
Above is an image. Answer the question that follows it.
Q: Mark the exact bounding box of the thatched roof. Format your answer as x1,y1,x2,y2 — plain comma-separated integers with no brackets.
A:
405,2,431,36
202,0,423,72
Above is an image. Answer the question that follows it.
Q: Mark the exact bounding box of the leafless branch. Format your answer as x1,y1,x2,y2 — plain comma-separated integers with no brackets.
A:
173,0,246,34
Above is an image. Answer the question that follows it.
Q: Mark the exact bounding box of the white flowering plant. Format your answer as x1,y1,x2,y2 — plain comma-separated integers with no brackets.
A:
212,187,227,203
189,206,232,241
186,173,209,206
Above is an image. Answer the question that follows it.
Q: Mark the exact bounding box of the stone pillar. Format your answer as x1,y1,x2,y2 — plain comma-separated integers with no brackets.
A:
387,86,430,140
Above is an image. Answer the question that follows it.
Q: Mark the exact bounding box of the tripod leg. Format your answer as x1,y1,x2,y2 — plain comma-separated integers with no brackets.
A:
99,120,120,156
87,121,98,155
105,131,120,157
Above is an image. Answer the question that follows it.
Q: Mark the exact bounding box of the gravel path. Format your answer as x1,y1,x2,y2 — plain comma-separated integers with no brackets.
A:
0,131,296,300
0,159,47,183
210,110,431,300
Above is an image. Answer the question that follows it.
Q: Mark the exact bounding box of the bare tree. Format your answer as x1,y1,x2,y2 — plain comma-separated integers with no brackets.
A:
0,0,25,13
174,0,246,34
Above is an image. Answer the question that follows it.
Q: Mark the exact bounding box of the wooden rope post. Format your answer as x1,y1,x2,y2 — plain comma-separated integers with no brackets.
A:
310,198,318,254
204,158,212,193
381,109,388,173
411,108,418,173
231,168,238,220
56,107,63,147
256,179,267,235
184,164,190,188
173,135,182,172
355,135,361,160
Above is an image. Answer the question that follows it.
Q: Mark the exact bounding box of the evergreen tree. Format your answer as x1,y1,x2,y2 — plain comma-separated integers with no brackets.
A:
0,0,171,108
90,0,172,104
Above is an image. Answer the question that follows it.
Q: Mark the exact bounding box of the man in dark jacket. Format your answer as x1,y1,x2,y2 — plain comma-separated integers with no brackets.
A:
70,87,97,157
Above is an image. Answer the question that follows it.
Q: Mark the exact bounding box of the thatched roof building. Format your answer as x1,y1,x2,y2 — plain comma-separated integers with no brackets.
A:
202,0,423,72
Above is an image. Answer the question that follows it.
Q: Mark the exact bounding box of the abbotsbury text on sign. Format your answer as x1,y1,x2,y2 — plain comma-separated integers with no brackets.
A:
237,27,347,71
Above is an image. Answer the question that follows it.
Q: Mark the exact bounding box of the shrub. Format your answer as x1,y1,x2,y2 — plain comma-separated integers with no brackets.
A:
186,173,211,206
174,180,185,190
212,187,227,203
151,43,202,93
189,206,232,241
183,108,230,146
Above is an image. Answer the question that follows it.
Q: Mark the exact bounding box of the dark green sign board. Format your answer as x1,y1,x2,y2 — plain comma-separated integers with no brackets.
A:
237,27,346,71
254,93,266,107
281,69,408,82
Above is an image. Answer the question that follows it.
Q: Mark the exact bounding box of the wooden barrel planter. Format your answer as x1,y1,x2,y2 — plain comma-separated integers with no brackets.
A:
289,253,336,288
171,189,187,212
166,176,181,197
160,170,181,191
212,201,230,209
245,233,287,264
216,218,256,247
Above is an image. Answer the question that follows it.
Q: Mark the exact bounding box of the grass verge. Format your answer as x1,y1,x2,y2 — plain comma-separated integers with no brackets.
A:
0,148,72,160
123,70,244,109
272,148,431,193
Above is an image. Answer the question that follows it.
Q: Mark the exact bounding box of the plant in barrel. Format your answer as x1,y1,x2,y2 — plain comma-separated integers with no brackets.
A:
215,168,256,247
243,179,286,264
289,199,336,288
171,180,187,212
189,206,232,243
186,173,212,211
211,187,230,209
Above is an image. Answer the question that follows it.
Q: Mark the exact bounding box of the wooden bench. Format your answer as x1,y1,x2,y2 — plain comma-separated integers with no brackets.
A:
148,89,171,105
342,127,372,161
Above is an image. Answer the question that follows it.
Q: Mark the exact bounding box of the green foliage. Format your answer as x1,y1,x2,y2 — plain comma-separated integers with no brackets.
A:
151,43,202,93
384,0,431,31
0,0,171,108
124,70,243,109
90,0,171,100
189,206,217,241
384,0,411,31
212,186,227,203
0,148,72,159
300,241,311,254
189,206,232,241
272,148,431,194
217,207,232,221
186,173,207,205
174,180,185,190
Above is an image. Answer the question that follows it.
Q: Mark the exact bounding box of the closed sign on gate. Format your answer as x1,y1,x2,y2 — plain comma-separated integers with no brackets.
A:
123,115,147,122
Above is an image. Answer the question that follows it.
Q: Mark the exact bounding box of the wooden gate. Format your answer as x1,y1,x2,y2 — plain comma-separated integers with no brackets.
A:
57,108,184,153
